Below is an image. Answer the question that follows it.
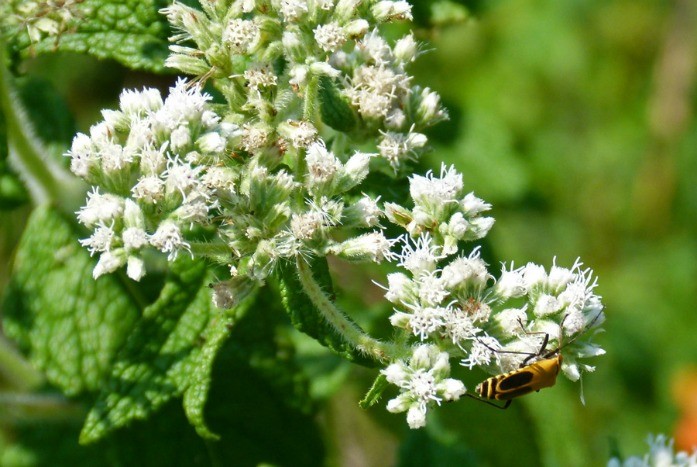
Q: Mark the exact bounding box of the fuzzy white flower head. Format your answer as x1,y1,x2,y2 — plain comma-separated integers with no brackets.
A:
280,120,318,149
150,221,191,260
394,33,418,63
305,141,341,185
496,263,527,298
279,0,308,22
384,272,414,304
155,79,211,130
415,272,448,307
377,130,426,168
314,22,347,52
409,164,463,208
164,157,203,200
396,233,443,275
382,345,465,429
244,63,278,91
440,249,490,290
608,434,697,467
132,176,165,204
93,250,126,279
523,263,548,289
223,18,260,53
77,189,124,228
290,211,325,241
372,1,413,22
79,223,116,255
119,88,163,117
461,335,500,369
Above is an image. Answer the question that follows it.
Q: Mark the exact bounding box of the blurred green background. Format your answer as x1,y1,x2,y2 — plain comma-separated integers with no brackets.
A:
2,0,697,465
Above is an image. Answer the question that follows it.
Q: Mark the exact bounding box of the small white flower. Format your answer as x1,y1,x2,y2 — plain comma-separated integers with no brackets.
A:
382,345,465,429
409,164,463,208
461,335,500,369
349,195,381,227
150,221,191,260
406,305,447,340
241,125,270,152
280,120,317,149
123,227,149,250
289,65,309,88
223,18,260,53
77,189,124,228
372,1,413,22
440,250,490,290
119,87,163,116
306,141,341,185
496,263,527,298
396,233,443,275
523,263,548,289
384,272,413,304
461,192,491,215
197,132,227,154
533,293,563,317
170,125,192,151
279,0,308,21
139,144,168,175
394,33,418,63
132,176,165,203
493,307,528,337
314,22,346,52
201,167,236,194
164,157,202,199
415,273,448,307
79,223,116,255
290,211,325,241
93,250,126,279
126,256,146,281
244,63,278,91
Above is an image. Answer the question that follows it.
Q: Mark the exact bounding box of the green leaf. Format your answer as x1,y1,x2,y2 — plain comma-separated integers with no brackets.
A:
2,205,139,395
200,293,325,466
277,257,376,367
359,373,389,409
11,0,172,73
318,75,358,133
182,289,258,440
79,257,221,444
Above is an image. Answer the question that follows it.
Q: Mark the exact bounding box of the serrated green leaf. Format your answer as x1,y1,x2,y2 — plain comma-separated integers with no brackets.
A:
318,75,358,133
200,294,325,466
182,289,258,440
2,204,139,395
11,0,172,73
359,373,388,409
277,258,375,367
79,257,220,444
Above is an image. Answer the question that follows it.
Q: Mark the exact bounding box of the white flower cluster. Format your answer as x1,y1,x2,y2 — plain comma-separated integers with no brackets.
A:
162,0,446,172
380,165,605,428
608,434,697,467
69,79,237,281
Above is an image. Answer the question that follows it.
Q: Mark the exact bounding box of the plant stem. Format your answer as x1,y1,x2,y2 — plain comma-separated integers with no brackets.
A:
295,256,404,362
0,39,84,211
0,335,43,391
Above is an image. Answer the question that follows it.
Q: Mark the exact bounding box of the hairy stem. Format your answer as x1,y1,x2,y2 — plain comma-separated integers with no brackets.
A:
0,40,84,210
295,256,404,362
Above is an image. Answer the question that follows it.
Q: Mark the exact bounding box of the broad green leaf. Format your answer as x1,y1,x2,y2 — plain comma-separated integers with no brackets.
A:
1,400,212,467
79,257,219,443
182,289,258,440
2,205,139,395
10,0,172,73
277,258,376,367
200,292,325,466
318,76,358,133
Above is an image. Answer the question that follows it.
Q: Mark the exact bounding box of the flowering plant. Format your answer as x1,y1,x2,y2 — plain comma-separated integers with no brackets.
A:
0,0,606,463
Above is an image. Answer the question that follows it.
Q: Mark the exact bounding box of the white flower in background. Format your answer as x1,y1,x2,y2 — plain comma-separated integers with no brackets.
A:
608,434,697,467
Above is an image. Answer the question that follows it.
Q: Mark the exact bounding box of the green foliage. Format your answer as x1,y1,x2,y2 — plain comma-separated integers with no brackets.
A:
277,258,376,367
9,0,172,73
318,76,358,133
80,257,228,443
2,205,139,395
